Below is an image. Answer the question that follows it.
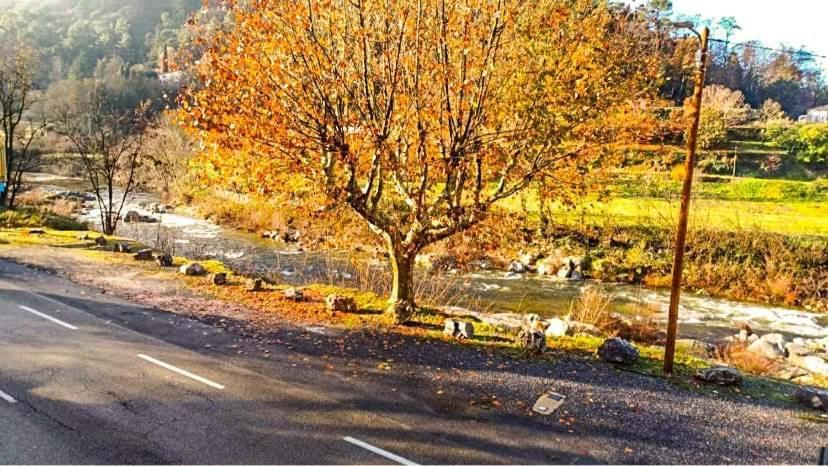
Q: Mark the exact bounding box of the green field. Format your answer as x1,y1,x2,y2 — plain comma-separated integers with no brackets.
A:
498,176,828,236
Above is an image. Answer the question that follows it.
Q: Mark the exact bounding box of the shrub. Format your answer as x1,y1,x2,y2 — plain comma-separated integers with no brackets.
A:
568,286,615,331
765,123,828,165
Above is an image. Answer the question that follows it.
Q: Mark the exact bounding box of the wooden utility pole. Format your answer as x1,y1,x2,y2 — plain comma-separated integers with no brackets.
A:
664,26,709,375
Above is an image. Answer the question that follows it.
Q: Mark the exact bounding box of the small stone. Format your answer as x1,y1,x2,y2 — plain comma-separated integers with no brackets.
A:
284,287,305,301
695,366,743,386
210,272,228,285
597,337,639,365
155,254,173,267
179,262,206,276
325,294,357,313
793,386,828,411
508,261,527,274
113,242,131,253
566,320,603,337
517,327,546,355
544,318,569,338
77,233,91,241
443,319,474,339
133,249,153,261
27,228,45,235
124,211,142,223
94,236,107,246
246,278,264,292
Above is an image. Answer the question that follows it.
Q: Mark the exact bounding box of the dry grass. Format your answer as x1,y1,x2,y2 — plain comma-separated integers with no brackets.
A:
568,286,615,331
719,342,780,376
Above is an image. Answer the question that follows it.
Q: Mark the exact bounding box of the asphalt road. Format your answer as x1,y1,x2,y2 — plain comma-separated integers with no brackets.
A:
0,259,593,465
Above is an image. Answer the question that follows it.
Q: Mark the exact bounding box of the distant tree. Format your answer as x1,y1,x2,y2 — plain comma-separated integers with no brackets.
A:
758,99,787,124
695,85,750,149
180,0,660,322
53,81,151,234
0,37,40,206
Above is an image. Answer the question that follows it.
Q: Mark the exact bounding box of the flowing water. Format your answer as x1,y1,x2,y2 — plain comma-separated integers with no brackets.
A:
31,176,828,342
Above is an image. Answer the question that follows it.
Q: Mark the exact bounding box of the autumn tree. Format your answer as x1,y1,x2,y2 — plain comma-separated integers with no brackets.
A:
695,84,750,149
180,0,659,322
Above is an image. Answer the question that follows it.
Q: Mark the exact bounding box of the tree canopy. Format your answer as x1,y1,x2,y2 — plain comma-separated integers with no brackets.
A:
180,0,659,321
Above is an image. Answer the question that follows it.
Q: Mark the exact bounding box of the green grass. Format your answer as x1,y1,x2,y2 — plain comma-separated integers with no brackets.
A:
498,177,828,236
0,207,87,231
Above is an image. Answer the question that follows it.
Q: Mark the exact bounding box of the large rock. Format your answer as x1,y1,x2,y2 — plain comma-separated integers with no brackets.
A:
325,294,357,313
113,242,131,253
443,319,474,339
94,236,107,246
789,354,828,377
544,318,569,338
179,262,206,276
597,337,638,365
124,211,142,223
695,366,743,386
517,327,546,355
284,287,305,301
747,339,787,360
156,253,173,267
133,249,154,261
210,272,228,285
794,386,828,411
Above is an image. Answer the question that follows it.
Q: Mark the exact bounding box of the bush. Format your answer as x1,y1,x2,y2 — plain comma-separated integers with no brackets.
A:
765,123,828,165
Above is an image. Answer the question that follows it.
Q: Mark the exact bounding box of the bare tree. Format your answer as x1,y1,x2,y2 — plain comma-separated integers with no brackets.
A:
54,81,150,235
0,38,40,206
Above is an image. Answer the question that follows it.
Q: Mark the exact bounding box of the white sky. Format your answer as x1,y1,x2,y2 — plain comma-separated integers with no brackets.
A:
624,0,828,71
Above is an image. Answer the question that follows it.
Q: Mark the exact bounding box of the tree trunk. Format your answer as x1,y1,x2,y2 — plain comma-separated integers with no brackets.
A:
388,243,417,324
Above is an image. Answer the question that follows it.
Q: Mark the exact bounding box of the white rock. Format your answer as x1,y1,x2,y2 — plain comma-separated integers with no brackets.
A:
544,318,569,338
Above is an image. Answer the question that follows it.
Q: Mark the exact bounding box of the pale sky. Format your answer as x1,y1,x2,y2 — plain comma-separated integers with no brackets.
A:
624,0,828,71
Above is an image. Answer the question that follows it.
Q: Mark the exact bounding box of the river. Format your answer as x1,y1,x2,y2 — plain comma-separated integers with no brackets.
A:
30,175,828,342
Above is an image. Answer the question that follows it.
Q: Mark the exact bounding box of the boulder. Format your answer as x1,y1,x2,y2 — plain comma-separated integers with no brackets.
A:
519,252,540,267
695,366,743,386
94,236,107,246
788,354,828,377
179,262,206,276
124,211,142,223
536,259,556,276
443,319,474,339
247,278,264,292
284,287,305,301
325,294,357,313
597,337,638,365
133,249,154,261
155,253,173,267
747,339,787,360
793,386,828,411
281,229,301,243
113,242,131,253
508,261,527,274
544,318,569,338
517,327,546,355
210,272,228,285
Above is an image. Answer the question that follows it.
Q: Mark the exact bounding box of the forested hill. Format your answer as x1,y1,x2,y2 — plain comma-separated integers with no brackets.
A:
0,0,202,84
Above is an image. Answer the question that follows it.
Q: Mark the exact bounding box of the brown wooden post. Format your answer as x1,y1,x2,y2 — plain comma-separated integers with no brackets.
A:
664,26,709,375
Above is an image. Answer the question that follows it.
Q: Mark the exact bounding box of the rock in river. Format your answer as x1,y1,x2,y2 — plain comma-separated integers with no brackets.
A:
179,262,206,276
794,386,828,411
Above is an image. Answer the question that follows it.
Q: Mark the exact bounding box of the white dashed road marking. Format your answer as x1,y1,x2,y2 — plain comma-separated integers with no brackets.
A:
18,305,78,330
343,436,420,466
0,389,17,404
137,354,225,390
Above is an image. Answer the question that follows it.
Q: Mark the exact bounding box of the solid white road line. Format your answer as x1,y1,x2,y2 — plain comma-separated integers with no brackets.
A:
0,389,17,404
343,436,420,466
18,305,79,330
137,354,225,390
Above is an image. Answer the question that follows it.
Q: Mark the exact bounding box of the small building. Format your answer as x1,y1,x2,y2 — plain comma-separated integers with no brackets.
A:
800,105,828,123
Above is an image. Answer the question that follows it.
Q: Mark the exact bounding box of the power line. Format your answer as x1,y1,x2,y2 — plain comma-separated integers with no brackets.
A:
708,37,827,60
